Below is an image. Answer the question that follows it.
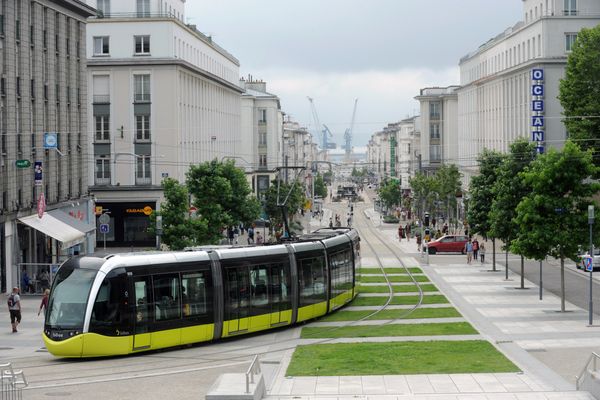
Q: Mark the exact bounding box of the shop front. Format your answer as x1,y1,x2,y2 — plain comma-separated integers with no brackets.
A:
95,202,156,248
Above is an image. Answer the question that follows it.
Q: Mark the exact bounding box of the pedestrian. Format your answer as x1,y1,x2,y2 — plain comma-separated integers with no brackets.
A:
7,287,21,333
256,231,264,245
21,268,33,294
416,233,422,252
465,240,474,264
39,269,50,292
227,227,235,245
329,218,333,228
247,226,255,244
472,238,479,260
442,223,448,235
398,225,404,242
480,242,486,263
405,223,411,240
38,289,50,317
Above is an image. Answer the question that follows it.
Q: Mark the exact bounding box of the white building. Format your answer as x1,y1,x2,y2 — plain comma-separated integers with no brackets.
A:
457,0,600,182
85,0,243,247
239,76,283,200
282,120,318,185
414,86,459,174
397,116,420,190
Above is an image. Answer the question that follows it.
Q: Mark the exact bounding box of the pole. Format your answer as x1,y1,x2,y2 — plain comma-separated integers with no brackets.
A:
539,260,543,300
103,232,106,250
505,249,509,280
589,205,594,326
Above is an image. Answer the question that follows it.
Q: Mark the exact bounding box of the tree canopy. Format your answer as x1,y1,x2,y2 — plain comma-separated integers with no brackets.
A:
263,179,306,229
314,173,328,198
559,25,600,159
378,178,402,210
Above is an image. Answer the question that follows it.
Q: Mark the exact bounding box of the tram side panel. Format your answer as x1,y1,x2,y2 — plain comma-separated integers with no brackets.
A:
292,242,329,323
323,236,355,312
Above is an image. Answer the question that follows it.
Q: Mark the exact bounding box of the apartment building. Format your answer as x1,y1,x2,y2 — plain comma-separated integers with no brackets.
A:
85,0,242,247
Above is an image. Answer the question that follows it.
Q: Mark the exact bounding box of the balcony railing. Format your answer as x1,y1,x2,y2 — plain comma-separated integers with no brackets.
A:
93,12,178,19
93,94,110,104
95,177,110,186
136,177,152,185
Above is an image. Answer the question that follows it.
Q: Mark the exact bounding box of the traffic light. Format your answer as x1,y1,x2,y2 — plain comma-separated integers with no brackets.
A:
424,212,430,227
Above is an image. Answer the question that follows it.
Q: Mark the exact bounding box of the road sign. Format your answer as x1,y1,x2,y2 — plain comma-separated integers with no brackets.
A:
15,159,31,168
44,132,58,149
584,256,593,272
37,193,46,218
98,213,110,224
99,224,110,234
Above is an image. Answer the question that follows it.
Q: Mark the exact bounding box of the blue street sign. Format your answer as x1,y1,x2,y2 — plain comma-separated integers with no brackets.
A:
44,132,58,149
99,224,110,234
584,256,593,272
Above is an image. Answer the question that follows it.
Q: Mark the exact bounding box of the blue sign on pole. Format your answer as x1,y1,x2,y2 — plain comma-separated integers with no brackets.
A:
44,132,58,149
99,224,110,234
584,256,593,272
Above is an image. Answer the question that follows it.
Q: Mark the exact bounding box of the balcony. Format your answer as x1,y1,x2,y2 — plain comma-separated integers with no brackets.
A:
93,94,110,104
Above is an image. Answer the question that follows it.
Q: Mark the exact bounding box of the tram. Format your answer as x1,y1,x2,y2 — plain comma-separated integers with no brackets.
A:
43,228,360,357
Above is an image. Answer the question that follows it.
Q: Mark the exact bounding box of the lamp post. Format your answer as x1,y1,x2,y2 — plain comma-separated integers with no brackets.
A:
589,205,594,326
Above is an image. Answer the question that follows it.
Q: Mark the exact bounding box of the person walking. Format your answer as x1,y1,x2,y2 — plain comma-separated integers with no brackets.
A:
7,287,21,333
416,233,422,252
479,242,486,263
247,226,255,244
405,223,411,240
472,238,479,261
398,225,404,242
38,289,50,318
39,269,50,292
465,240,474,264
256,231,264,245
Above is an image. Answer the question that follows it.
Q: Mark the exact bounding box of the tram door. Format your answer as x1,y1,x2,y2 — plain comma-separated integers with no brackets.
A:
269,265,288,326
226,268,249,333
132,276,152,350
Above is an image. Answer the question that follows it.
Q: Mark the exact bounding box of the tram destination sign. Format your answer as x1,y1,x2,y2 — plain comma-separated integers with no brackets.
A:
15,159,31,168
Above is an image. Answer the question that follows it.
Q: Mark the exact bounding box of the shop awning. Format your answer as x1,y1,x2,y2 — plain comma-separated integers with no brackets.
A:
48,210,96,233
18,213,86,248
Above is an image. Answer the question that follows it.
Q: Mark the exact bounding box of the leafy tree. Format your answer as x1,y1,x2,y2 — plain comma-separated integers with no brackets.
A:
559,25,600,159
264,179,306,232
468,150,506,270
489,139,537,286
149,178,194,250
378,178,402,210
314,173,328,198
409,173,438,221
512,141,600,311
433,164,462,223
186,160,260,244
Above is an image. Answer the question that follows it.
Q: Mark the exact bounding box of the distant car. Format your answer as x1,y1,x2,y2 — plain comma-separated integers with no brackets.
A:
576,249,600,271
424,235,469,255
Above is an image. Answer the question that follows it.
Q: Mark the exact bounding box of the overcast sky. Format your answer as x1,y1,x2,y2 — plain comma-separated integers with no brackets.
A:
187,1,523,147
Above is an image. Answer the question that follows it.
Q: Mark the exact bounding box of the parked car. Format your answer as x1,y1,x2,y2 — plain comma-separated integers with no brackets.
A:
576,248,600,271
424,235,469,255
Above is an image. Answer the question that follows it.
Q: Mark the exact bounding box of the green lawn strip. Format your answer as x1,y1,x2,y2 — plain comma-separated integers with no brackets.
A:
359,275,429,283
286,341,519,376
358,283,438,293
358,267,422,274
300,322,477,339
317,307,462,322
352,294,449,306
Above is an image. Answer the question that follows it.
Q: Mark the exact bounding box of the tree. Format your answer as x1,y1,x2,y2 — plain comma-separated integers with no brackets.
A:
489,139,538,286
512,141,600,311
314,173,328,198
186,160,260,244
149,178,194,250
468,150,506,271
264,179,306,233
433,164,462,224
378,178,402,210
409,173,438,222
559,25,600,158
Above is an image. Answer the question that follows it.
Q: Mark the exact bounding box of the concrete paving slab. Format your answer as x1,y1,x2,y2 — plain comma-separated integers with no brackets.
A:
428,375,459,393
362,375,388,394
383,375,411,395
449,374,483,393
315,376,340,395
405,375,435,394
339,376,364,395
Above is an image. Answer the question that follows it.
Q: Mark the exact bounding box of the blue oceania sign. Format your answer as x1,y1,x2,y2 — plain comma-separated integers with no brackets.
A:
531,69,544,153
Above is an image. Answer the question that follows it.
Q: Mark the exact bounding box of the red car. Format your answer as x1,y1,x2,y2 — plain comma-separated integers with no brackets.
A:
424,235,469,254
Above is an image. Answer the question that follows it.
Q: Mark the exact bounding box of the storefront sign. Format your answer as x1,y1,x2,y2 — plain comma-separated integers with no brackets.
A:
34,161,43,186
15,159,31,168
125,206,153,216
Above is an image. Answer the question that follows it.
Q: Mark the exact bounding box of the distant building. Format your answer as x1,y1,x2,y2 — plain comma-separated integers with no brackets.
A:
84,0,242,247
282,119,318,185
0,0,96,292
397,116,420,190
457,0,600,183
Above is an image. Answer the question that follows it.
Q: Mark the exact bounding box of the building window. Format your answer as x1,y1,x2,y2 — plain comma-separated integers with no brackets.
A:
564,0,577,15
97,0,110,16
134,74,150,102
430,145,442,162
93,36,109,55
136,115,150,141
95,115,110,141
429,102,440,119
258,109,267,123
565,33,577,52
136,155,151,184
95,158,111,185
134,35,150,54
259,154,267,168
430,123,440,139
259,132,267,146
136,0,150,17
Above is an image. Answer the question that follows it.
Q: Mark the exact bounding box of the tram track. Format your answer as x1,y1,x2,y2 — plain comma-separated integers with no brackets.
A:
18,198,425,391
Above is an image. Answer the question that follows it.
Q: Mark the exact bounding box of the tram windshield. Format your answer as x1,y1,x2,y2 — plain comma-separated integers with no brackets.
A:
47,266,98,329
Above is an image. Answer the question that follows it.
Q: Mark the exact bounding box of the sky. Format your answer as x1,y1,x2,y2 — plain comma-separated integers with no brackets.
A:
187,1,523,147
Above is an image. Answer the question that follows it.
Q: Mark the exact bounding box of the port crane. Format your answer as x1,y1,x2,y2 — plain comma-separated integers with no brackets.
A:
344,98,358,160
308,97,335,150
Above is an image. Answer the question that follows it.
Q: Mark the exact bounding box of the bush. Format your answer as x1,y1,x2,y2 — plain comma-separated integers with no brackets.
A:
383,215,400,224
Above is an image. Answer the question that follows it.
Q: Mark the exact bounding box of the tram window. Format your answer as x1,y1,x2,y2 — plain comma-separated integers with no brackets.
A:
250,266,269,315
330,249,353,296
90,273,129,336
298,257,325,306
181,272,209,317
153,274,180,321
226,267,250,320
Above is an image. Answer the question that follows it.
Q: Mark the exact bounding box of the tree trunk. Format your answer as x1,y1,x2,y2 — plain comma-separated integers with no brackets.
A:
492,239,496,272
520,255,525,289
560,256,566,312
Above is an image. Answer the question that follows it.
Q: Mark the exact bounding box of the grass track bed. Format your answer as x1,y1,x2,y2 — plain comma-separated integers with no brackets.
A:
317,307,462,322
286,341,519,376
301,322,477,338
352,294,449,306
358,283,438,293
359,275,429,283
358,267,422,274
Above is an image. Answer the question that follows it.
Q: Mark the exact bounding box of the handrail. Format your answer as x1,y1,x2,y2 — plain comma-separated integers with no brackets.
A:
576,351,600,389
245,355,261,394
1,361,28,398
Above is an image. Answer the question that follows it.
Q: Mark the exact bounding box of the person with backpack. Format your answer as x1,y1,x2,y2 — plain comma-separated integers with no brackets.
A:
247,226,255,244
7,287,21,333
